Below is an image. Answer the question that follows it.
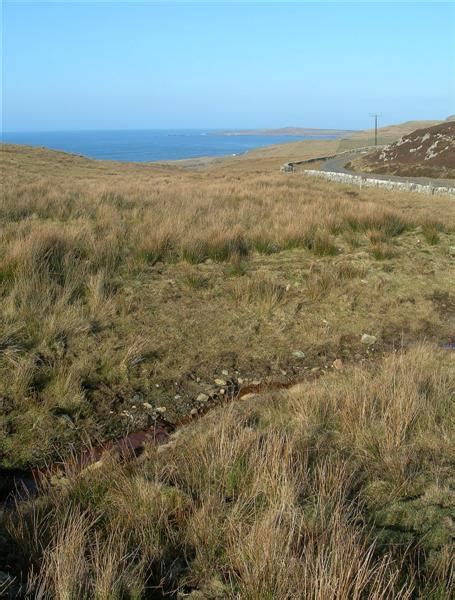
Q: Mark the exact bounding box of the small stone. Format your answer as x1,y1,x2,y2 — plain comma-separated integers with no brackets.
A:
237,377,244,385
214,378,227,386
252,380,261,386
190,408,198,416
196,393,209,403
143,402,153,410
155,406,166,414
221,369,229,376
280,370,287,376
219,388,226,395
333,359,343,370
361,334,377,346
311,367,319,372
174,394,181,400
196,377,201,383
155,383,160,388
292,350,306,359
448,246,455,257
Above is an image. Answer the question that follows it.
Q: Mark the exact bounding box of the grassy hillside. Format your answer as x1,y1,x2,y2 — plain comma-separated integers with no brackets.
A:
177,120,444,171
348,121,455,179
337,120,441,151
1,142,454,598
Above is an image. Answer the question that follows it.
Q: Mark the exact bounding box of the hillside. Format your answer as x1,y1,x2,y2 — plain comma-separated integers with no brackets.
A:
175,119,448,171
349,121,455,179
337,119,442,151
1,142,454,598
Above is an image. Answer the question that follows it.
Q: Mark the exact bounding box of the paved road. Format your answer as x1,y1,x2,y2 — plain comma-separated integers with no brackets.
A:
319,150,454,190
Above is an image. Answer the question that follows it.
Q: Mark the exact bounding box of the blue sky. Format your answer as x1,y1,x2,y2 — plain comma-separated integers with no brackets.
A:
2,1,454,131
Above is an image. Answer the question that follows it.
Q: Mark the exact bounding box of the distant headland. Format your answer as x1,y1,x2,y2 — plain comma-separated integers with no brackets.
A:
213,126,357,137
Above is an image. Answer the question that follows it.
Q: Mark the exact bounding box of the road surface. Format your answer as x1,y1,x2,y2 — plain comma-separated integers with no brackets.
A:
319,150,454,190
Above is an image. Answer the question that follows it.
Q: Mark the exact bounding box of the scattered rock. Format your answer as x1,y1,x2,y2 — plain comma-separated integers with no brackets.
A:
174,394,181,400
311,367,320,372
155,406,167,414
252,380,261,386
449,246,455,257
196,393,209,403
237,377,244,385
219,388,226,395
361,333,377,345
221,369,229,376
190,408,198,416
333,358,343,370
143,402,153,410
292,350,306,359
214,378,227,386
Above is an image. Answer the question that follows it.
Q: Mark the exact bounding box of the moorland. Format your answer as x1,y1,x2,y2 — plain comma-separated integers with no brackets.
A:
0,128,454,598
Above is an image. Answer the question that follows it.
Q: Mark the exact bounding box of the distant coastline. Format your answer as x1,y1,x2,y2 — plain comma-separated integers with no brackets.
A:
0,129,341,162
213,126,357,137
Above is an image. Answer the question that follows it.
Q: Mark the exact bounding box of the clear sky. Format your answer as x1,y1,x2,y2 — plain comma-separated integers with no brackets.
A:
2,1,455,131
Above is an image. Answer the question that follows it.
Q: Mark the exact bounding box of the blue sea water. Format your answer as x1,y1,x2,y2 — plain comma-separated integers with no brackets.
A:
0,129,338,162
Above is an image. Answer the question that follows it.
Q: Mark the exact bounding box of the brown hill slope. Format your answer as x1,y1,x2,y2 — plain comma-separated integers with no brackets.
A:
349,121,455,179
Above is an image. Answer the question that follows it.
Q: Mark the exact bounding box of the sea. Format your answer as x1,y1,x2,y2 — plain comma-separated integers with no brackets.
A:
0,129,338,162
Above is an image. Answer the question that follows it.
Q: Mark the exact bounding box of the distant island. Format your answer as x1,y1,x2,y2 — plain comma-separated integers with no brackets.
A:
213,126,357,137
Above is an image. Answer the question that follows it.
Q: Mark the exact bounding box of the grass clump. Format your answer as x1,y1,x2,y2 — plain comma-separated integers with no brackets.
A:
369,242,396,260
304,227,339,256
421,221,444,245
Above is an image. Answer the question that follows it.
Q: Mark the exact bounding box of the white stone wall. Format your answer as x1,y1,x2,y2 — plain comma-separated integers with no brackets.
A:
303,169,455,196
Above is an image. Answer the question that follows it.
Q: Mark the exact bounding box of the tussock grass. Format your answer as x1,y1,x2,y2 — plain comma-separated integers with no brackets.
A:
6,345,453,598
421,221,444,245
1,145,454,597
369,241,396,260
1,145,454,470
231,273,287,311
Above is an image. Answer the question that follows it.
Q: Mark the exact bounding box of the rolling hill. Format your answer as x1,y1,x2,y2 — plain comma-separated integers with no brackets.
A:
348,121,455,179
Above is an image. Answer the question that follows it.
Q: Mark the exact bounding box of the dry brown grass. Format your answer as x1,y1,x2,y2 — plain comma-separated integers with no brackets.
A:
5,345,453,598
0,143,454,597
1,144,454,469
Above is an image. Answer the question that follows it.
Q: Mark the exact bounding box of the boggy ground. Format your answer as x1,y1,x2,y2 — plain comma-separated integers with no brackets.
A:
0,142,454,597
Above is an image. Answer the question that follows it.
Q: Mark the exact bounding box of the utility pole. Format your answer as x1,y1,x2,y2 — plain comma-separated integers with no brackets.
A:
370,113,381,146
